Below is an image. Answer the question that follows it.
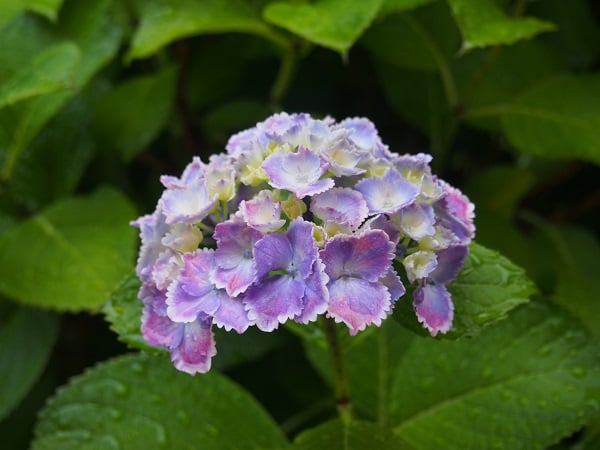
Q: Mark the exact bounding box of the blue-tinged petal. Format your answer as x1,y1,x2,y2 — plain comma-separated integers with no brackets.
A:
213,219,261,296
396,203,435,240
433,180,475,244
355,168,419,214
340,117,382,151
429,245,468,284
287,218,318,279
321,230,395,282
295,259,329,324
327,277,391,335
159,178,217,225
142,302,183,349
253,233,294,279
244,276,305,331
212,295,252,333
166,278,221,323
262,145,334,198
131,209,169,282
413,284,454,336
311,188,369,229
171,318,216,375
176,250,214,297
380,269,406,303
239,190,285,233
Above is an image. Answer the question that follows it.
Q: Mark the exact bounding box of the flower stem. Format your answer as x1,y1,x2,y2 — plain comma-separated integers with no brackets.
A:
322,317,352,425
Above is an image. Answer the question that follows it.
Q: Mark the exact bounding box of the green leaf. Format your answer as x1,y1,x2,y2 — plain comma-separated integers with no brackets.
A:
394,242,537,338
446,0,555,52
264,0,383,54
531,0,600,70
27,0,64,21
8,82,99,211
292,419,412,449
303,320,415,422
0,187,137,311
0,302,59,421
362,1,460,72
101,273,158,353
391,302,600,449
127,0,283,61
457,40,565,131
379,0,435,17
32,352,288,449
0,0,122,183
500,74,600,164
0,42,79,109
535,224,600,338
94,66,177,160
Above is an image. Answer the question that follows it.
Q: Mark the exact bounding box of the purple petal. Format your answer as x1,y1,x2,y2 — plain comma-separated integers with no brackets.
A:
295,259,329,324
262,146,334,198
244,276,305,331
413,284,454,336
310,188,369,229
239,190,285,233
355,168,419,214
286,218,318,279
213,220,261,296
131,210,169,282
321,230,395,282
166,278,222,322
159,178,216,225
171,318,217,375
380,269,406,304
151,250,181,291
340,117,382,151
327,277,391,335
429,245,468,284
253,233,294,279
141,302,182,348
433,181,475,244
396,203,435,240
176,251,215,297
212,295,252,333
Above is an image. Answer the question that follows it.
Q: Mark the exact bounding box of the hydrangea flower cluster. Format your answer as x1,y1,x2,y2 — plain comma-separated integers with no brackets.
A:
132,113,475,375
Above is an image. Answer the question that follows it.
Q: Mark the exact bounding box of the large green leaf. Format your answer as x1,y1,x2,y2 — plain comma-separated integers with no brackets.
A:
0,0,122,183
0,187,137,311
531,0,600,70
127,0,284,61
391,302,600,449
500,74,600,164
94,66,177,160
362,1,460,72
446,0,555,52
0,302,58,421
264,0,383,54
292,419,412,449
456,40,565,131
536,224,600,338
394,242,537,338
0,41,78,109
379,0,435,17
27,0,64,21
31,352,288,449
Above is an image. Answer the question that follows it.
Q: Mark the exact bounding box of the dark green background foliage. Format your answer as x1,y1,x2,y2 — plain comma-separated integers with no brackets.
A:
0,0,598,448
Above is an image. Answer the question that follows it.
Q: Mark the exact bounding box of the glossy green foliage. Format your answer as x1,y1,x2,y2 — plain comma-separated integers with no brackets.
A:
0,188,137,310
0,303,58,421
394,242,536,338
447,0,556,52
31,353,288,450
0,0,598,448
